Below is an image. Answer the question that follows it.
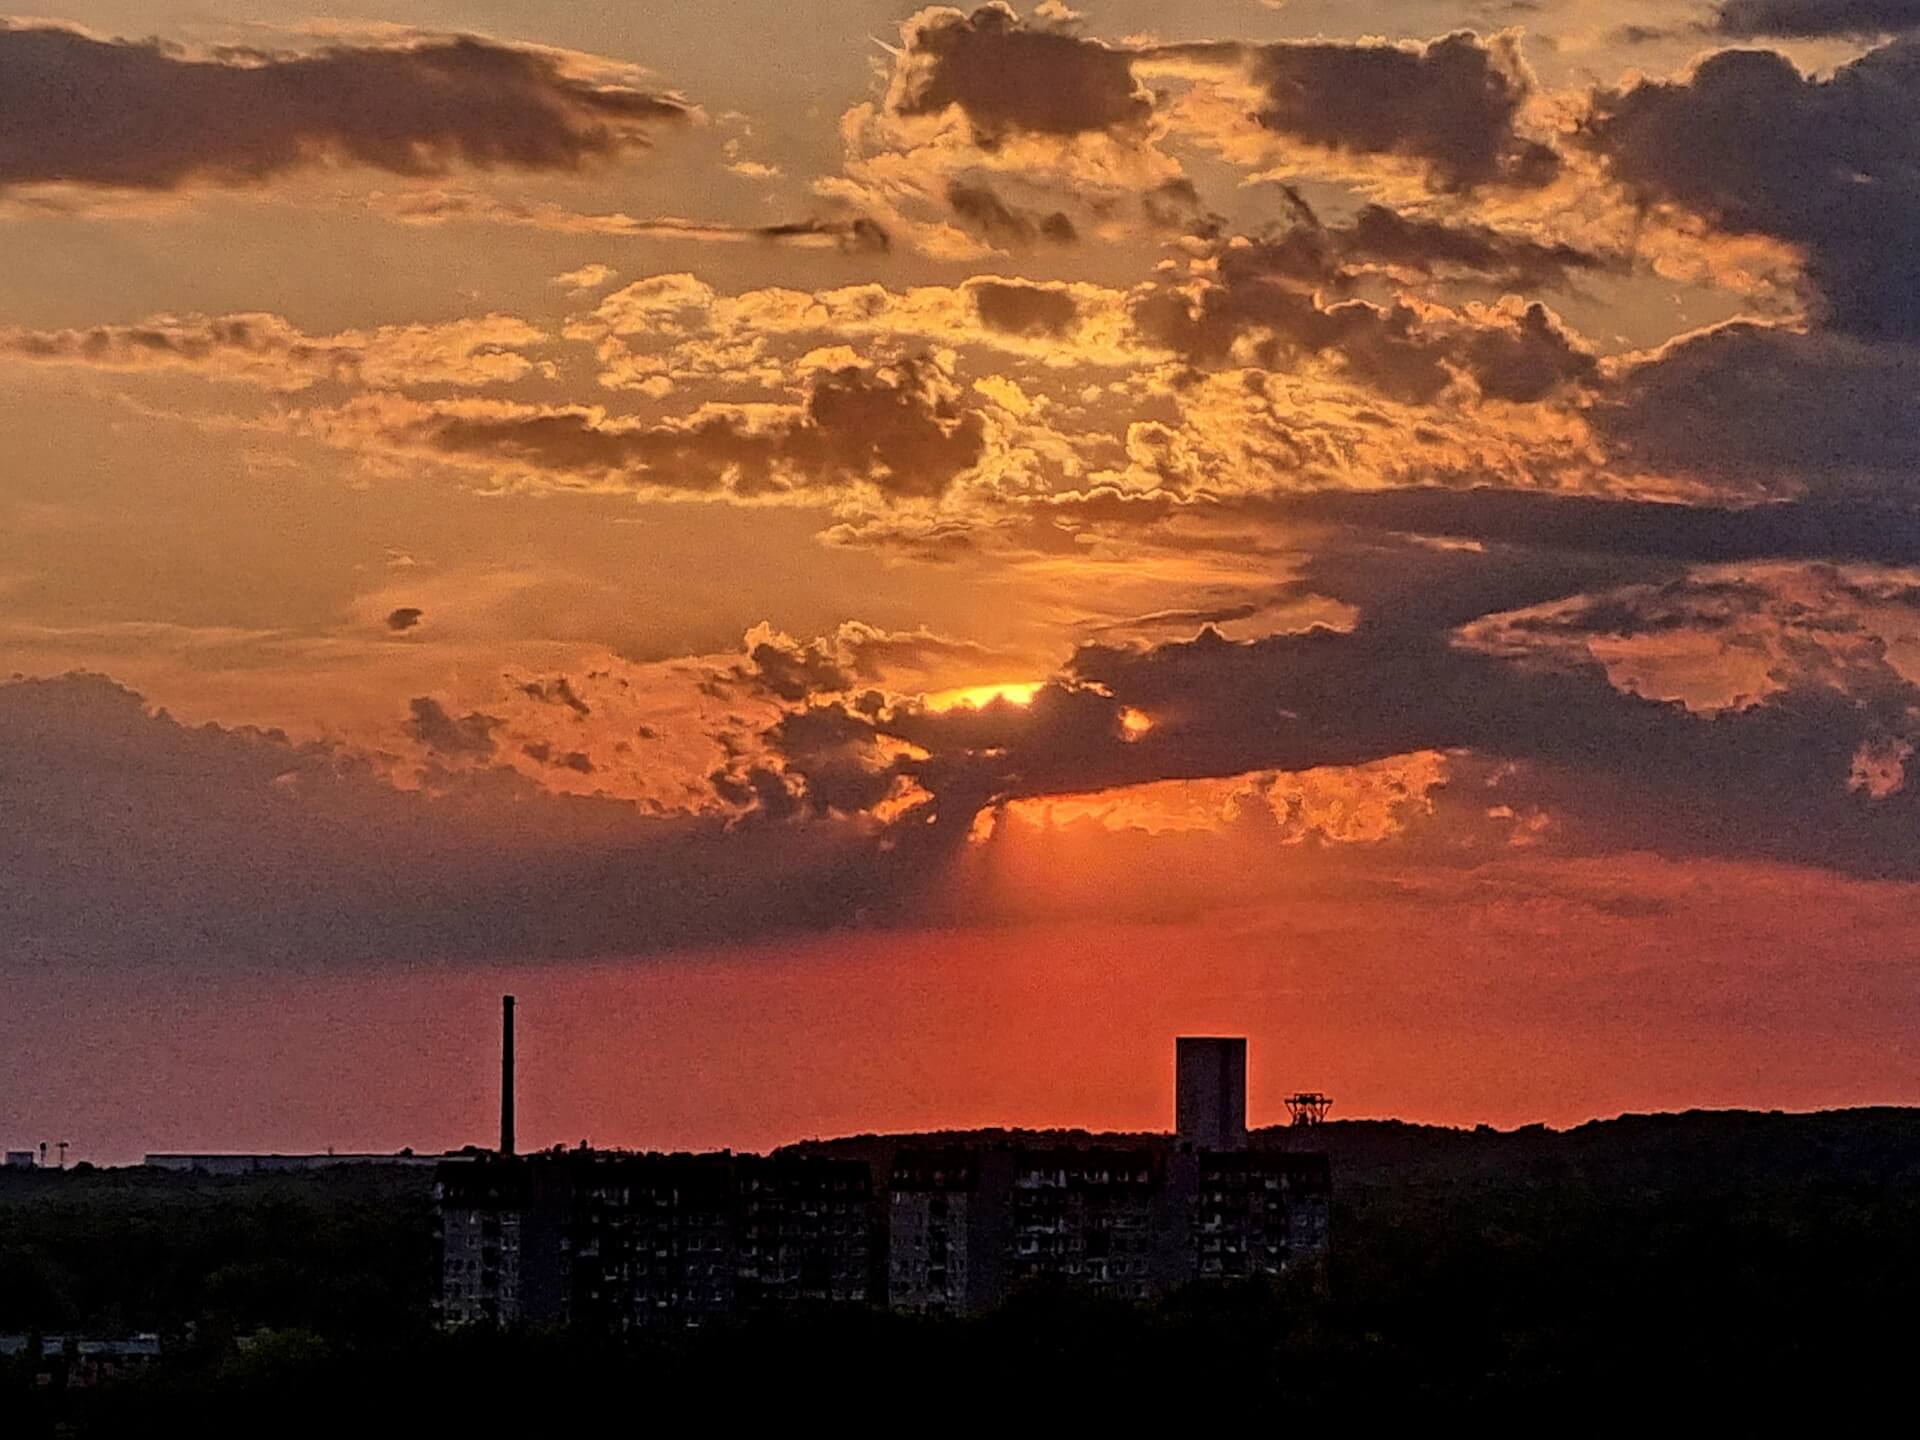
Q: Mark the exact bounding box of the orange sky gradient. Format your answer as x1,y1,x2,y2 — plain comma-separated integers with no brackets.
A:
5,2,1920,1159
10,849,1917,1165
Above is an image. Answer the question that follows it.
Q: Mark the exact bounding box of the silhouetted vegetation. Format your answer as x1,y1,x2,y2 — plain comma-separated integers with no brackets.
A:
5,1109,1918,1429
0,1166,433,1344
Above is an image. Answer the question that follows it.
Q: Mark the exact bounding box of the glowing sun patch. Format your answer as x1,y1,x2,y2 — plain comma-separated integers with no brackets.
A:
925,680,1045,711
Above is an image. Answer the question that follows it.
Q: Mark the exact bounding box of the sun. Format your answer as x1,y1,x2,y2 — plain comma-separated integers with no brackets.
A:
924,681,1046,711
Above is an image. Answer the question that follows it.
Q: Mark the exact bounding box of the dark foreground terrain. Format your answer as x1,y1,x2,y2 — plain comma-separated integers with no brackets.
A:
4,1109,1917,1429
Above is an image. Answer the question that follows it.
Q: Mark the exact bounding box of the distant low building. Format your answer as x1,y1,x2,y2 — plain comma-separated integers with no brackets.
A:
143,1151,449,1174
0,1334,161,1388
437,1150,875,1331
2,1151,35,1168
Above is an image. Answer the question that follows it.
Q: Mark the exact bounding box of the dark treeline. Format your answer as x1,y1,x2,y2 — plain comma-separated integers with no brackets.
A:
4,1109,1918,1429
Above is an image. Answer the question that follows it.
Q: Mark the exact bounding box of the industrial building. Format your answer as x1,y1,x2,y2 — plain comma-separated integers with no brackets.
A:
438,1008,1332,1329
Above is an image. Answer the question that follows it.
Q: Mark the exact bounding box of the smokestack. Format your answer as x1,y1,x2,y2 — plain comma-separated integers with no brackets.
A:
501,995,516,1156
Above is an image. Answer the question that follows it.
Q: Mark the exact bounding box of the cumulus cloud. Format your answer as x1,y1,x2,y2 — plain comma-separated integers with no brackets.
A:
1128,230,1596,404
847,14,1576,257
307,353,990,500
824,6,1182,260
1149,30,1558,191
552,263,618,293
886,4,1153,143
580,272,1142,390
1584,39,1920,340
0,24,690,192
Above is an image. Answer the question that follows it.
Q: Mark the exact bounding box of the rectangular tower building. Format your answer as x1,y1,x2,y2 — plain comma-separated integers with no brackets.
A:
1175,1036,1248,1151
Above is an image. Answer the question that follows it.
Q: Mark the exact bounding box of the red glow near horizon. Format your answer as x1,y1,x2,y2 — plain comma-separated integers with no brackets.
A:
6,852,1917,1166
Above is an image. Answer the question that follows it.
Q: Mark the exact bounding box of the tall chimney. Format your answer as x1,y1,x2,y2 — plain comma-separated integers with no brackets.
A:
500,994,516,1156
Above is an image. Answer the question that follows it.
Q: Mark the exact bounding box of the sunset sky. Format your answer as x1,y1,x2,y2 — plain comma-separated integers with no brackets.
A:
4,1,1919,1163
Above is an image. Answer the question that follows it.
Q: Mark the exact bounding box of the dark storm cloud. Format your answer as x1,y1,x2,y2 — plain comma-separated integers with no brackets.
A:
0,24,690,192
889,4,1152,142
1040,484,1920,639
944,181,1077,247
522,741,595,773
754,216,893,253
1339,204,1612,290
1716,0,1920,36
971,279,1080,336
0,675,948,969
752,703,906,818
1235,189,1612,292
1265,486,1920,570
889,15,1557,194
13,598,1920,982
362,355,987,500
1282,528,1665,635
518,676,592,717
738,468,1920,880
1141,178,1225,241
1154,31,1558,191
385,606,424,632
859,618,1920,878
742,632,857,702
1129,272,1449,398
1085,602,1263,635
1584,39,1920,339
405,697,501,756
1594,324,1920,492
1462,302,1596,401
